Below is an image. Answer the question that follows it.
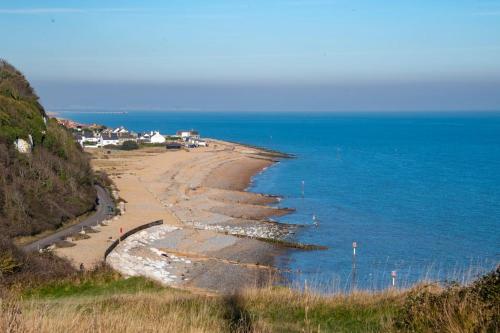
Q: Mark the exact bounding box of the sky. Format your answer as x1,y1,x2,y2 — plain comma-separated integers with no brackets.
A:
1,0,500,112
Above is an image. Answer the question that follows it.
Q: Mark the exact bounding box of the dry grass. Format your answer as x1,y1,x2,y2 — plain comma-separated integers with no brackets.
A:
1,293,231,333
0,278,402,333
1,265,498,333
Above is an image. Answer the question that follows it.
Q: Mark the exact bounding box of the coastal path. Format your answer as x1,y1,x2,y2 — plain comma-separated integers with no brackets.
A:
23,185,114,253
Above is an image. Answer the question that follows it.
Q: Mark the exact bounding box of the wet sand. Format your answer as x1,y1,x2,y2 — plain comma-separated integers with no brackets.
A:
56,140,295,293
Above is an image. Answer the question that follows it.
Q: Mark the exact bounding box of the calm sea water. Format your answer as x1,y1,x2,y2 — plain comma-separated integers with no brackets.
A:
64,111,500,291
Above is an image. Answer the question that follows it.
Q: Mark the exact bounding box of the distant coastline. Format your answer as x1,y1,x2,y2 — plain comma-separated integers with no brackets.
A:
50,111,129,115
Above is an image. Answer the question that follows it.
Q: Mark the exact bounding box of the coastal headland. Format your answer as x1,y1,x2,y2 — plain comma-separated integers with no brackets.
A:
56,140,305,293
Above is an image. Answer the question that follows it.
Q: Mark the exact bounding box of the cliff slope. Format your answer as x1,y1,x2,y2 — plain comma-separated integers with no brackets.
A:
0,60,95,238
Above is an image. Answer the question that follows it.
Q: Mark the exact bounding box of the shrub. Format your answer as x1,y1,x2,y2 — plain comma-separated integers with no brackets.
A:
395,266,500,332
0,237,23,277
0,237,76,290
121,140,139,150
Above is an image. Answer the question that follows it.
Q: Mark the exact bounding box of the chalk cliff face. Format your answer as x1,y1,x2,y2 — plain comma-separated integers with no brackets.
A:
0,60,96,238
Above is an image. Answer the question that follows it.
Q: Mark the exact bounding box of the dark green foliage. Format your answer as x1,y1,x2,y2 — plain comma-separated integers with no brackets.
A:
0,60,96,238
0,237,23,277
0,60,46,144
121,140,139,150
396,266,500,332
0,236,75,289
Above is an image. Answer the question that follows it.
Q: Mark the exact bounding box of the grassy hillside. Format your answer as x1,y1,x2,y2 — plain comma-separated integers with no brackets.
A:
1,265,498,332
0,60,95,238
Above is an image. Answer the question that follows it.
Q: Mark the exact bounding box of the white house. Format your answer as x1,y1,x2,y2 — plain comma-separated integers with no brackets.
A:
150,131,166,144
79,131,100,148
101,133,120,146
112,126,129,134
196,139,208,147
138,132,151,142
187,138,208,147
176,130,200,141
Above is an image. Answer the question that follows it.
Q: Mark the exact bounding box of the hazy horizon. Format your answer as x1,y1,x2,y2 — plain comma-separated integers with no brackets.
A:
3,0,500,111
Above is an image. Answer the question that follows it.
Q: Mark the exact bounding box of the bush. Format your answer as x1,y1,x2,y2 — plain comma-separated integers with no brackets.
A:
0,237,76,290
0,237,23,277
139,142,166,147
396,266,500,332
121,140,139,150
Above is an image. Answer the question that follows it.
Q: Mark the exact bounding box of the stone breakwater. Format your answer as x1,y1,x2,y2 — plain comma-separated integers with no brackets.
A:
193,221,296,240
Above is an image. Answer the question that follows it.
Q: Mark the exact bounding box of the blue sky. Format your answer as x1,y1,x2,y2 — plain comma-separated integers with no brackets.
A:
1,0,500,111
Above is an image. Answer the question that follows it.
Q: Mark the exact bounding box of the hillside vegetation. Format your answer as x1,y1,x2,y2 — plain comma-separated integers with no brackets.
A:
0,265,498,332
0,60,95,238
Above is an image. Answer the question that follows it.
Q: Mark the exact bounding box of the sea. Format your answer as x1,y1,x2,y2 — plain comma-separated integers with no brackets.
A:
63,111,500,291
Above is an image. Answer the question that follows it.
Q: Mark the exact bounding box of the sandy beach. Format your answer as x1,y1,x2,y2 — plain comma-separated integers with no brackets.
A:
56,140,296,293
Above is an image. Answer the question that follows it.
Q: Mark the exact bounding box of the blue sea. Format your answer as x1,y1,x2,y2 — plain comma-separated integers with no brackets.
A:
64,111,500,291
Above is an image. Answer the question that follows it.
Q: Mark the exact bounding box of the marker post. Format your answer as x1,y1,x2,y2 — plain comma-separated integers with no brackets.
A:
391,270,397,287
352,241,357,290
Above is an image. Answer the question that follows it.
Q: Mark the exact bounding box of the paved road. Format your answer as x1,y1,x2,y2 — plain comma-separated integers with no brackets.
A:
23,185,114,252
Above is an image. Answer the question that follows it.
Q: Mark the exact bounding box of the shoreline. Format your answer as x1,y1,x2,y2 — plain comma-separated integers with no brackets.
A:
54,139,314,293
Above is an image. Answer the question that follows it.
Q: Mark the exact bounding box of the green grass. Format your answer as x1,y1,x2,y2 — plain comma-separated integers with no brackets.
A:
3,264,498,332
23,275,164,299
239,288,401,332
11,266,400,332
254,301,397,332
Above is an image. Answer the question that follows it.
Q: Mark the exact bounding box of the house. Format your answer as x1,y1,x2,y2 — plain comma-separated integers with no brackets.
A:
195,139,208,147
80,131,100,147
138,132,151,142
166,142,182,150
101,133,120,146
150,131,166,144
176,130,200,141
74,131,99,147
185,137,208,147
112,126,129,134
186,138,208,147
118,133,138,144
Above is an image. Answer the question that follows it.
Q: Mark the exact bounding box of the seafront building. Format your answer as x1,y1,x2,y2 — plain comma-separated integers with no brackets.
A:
100,133,120,146
64,122,206,149
150,131,167,144
176,130,200,141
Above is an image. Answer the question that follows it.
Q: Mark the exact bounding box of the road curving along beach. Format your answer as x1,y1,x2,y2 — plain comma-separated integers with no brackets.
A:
55,140,317,293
